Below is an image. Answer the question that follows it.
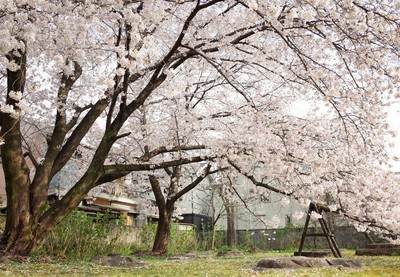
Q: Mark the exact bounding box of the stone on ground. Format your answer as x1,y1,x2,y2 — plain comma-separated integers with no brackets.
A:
216,250,245,256
90,254,147,268
293,251,330,257
256,257,362,269
356,243,400,256
169,252,212,260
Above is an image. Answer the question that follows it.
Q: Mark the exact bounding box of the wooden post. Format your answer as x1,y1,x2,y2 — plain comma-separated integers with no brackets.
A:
297,203,312,256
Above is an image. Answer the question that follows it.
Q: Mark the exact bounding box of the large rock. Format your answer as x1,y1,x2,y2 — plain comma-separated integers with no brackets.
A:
216,250,245,257
90,254,147,268
356,243,400,256
257,258,304,269
257,257,362,269
291,257,331,268
168,255,193,260
293,251,330,257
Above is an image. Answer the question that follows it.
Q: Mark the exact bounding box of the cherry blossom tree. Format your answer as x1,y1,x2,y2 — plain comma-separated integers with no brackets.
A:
119,98,221,254
0,0,399,256
148,164,215,254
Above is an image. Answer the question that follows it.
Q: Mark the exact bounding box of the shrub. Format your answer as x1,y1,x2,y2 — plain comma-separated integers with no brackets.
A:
36,209,127,258
169,225,198,253
133,222,198,254
197,227,226,251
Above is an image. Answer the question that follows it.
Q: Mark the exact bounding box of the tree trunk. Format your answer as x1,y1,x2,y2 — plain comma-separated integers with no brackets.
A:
0,177,99,255
152,205,174,254
0,48,110,254
148,164,211,255
211,228,216,250
226,205,236,248
0,47,37,255
0,19,168,256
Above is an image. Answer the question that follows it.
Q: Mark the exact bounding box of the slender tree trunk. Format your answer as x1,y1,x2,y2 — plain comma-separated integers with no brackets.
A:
152,205,174,254
211,228,215,250
226,205,236,248
149,174,173,255
219,181,237,249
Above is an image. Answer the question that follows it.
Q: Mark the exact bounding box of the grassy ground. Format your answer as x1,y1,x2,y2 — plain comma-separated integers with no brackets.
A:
0,250,399,276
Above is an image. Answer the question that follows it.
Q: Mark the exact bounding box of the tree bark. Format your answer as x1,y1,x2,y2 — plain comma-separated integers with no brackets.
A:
0,48,36,255
152,205,174,254
149,174,173,255
0,4,210,255
0,48,110,255
218,180,236,249
149,165,213,254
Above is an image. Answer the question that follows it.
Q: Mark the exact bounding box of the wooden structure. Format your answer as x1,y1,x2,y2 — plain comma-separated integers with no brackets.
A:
295,202,342,258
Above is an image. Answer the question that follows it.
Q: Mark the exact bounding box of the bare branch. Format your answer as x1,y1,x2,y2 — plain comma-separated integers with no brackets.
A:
137,145,206,162
96,155,215,185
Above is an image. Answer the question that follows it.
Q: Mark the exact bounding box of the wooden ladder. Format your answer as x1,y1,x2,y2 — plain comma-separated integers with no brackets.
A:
296,202,342,258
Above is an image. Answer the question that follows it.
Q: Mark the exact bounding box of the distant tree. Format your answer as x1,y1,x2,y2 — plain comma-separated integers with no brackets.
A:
147,164,215,254
221,180,237,249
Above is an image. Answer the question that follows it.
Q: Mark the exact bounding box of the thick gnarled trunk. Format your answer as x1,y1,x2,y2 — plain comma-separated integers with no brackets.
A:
149,174,174,254
152,206,174,254
0,47,35,255
0,48,109,256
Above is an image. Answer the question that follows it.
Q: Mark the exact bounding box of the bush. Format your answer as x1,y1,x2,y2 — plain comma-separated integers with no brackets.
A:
197,227,226,251
169,225,198,253
137,221,157,251
133,222,198,254
36,209,127,258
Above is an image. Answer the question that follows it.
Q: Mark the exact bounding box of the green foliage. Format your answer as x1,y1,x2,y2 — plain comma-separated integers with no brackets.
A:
168,225,198,253
136,221,157,251
0,214,5,234
133,222,198,254
36,209,128,258
215,245,231,254
197,225,226,251
239,229,255,251
273,227,302,250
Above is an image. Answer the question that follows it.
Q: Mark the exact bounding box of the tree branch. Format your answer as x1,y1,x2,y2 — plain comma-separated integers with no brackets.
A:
170,164,213,202
149,174,166,210
137,145,207,162
96,155,215,185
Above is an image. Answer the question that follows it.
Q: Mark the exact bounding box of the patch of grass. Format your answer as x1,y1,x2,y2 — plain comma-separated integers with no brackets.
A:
1,250,400,276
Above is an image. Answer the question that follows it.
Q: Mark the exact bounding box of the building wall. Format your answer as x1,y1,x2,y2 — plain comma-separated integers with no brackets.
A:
179,175,350,231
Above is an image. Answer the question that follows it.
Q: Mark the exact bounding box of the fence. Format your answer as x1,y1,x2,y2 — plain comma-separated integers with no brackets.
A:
197,226,385,251
0,213,387,252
